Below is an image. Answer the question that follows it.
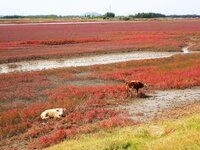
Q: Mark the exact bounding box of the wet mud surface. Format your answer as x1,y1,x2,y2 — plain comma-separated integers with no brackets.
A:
0,51,180,74
117,87,200,122
63,79,121,87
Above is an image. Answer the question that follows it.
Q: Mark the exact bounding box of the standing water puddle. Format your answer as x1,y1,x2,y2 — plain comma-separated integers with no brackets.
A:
0,51,181,74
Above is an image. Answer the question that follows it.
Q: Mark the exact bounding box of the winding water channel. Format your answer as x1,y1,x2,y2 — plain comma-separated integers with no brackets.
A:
0,46,195,74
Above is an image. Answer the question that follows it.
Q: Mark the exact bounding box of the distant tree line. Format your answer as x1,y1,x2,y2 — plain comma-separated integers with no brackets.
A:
0,15,79,19
0,12,116,20
1,15,25,19
168,14,200,18
102,12,115,19
119,13,200,21
130,12,166,18
1,13,200,20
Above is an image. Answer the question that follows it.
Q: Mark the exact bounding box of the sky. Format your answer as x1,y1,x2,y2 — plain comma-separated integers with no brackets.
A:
1,0,200,16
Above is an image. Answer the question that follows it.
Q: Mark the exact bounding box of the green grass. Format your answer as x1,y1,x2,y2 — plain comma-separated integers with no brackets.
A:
47,114,200,150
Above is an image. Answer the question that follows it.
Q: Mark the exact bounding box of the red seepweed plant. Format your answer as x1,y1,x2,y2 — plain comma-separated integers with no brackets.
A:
1,21,200,149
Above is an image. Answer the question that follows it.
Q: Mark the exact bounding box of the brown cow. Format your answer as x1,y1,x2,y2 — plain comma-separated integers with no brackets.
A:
125,80,146,97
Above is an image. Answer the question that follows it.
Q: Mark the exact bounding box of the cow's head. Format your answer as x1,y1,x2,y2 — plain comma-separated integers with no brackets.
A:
61,108,66,117
56,108,66,117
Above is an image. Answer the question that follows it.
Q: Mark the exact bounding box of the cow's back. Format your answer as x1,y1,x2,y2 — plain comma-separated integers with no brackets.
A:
128,81,144,89
137,82,144,88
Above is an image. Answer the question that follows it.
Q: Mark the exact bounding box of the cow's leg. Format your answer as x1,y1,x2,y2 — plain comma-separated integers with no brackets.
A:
44,116,50,119
136,88,139,96
126,87,130,98
126,89,130,98
130,89,133,98
129,89,133,98
129,89,132,98
41,113,50,119
44,113,50,119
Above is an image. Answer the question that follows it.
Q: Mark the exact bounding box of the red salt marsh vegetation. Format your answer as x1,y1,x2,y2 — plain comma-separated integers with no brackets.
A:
0,20,200,63
86,54,200,89
1,20,200,42
1,20,200,149
1,52,200,149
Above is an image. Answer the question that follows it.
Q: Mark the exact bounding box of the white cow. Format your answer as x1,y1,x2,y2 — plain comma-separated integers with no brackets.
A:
40,108,66,119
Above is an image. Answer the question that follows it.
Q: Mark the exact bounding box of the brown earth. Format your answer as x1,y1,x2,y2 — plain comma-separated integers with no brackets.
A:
116,87,200,123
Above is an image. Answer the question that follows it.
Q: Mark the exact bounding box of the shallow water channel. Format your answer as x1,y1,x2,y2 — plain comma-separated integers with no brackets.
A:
0,51,182,74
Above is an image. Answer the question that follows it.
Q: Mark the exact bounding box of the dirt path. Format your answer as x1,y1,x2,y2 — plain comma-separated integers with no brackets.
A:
117,87,200,123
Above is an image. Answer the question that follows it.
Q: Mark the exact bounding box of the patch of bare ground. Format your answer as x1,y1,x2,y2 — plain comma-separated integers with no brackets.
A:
63,79,121,86
155,100,200,121
0,98,32,112
0,51,182,74
47,75,122,87
74,71,90,78
117,87,200,123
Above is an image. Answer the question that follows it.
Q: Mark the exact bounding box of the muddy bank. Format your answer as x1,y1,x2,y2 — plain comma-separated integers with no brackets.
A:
48,77,121,87
63,79,121,87
0,44,198,74
117,87,200,123
0,51,181,74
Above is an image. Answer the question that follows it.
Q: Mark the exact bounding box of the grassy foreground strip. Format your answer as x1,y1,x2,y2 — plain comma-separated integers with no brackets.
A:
47,114,200,150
